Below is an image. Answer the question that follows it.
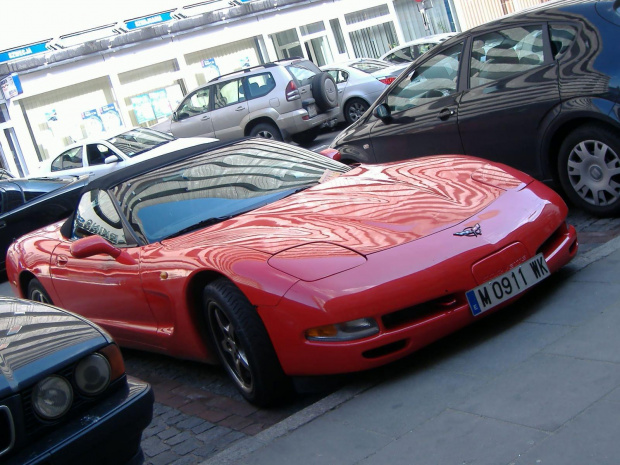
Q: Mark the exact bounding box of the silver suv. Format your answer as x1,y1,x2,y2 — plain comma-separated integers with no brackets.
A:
154,59,339,144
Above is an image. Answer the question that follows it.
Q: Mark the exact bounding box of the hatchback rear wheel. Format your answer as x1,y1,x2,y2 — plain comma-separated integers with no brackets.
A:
344,98,369,125
203,278,291,406
558,125,620,216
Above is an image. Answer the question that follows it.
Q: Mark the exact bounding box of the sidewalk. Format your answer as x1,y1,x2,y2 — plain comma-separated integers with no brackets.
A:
205,236,620,465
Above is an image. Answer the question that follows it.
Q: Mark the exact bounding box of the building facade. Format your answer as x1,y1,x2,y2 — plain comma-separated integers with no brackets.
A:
0,0,546,176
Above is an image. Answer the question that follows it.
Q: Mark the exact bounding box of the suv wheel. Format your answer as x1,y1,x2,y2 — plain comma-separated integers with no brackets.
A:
312,73,338,112
249,123,283,141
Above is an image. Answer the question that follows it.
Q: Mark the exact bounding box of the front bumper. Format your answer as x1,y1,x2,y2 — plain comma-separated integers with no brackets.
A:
6,376,154,465
259,188,578,376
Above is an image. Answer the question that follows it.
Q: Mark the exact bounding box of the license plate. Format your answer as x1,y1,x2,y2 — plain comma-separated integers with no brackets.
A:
307,104,317,118
466,254,550,316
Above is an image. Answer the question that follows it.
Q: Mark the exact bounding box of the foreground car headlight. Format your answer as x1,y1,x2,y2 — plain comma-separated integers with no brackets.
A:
32,376,73,420
306,318,379,342
75,353,111,396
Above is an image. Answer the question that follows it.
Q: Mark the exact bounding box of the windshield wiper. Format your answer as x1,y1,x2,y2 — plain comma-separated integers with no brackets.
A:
164,215,234,239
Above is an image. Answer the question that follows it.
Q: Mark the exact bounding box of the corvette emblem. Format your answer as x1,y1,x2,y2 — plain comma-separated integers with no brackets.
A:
454,223,481,237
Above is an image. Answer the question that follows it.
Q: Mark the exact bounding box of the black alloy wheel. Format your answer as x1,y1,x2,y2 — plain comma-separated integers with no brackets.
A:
203,278,291,406
28,279,53,304
558,124,620,216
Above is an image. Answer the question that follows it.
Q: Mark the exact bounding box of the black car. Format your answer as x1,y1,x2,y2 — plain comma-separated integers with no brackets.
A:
331,0,620,216
0,296,153,464
0,176,89,270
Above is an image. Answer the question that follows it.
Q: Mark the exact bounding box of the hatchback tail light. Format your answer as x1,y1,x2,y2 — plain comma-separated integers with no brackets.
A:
378,77,396,85
285,80,300,101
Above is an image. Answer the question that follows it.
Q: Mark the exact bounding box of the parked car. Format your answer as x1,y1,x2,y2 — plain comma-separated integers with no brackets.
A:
0,175,89,271
0,296,153,465
7,138,577,406
153,58,339,145
331,0,620,216
38,127,216,180
379,32,457,64
321,59,410,125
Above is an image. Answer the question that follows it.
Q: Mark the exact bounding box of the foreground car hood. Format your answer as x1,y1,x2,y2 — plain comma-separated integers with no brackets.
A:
164,156,531,255
0,297,106,395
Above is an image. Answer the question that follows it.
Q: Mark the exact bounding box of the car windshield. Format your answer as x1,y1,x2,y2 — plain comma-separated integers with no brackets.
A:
107,128,175,157
111,139,351,243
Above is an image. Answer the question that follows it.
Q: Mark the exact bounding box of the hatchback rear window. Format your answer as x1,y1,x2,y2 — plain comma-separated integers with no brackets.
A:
286,61,321,85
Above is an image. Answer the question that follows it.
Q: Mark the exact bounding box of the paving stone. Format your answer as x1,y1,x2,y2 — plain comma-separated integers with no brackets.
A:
165,430,193,447
176,416,206,431
157,427,180,440
196,425,232,443
192,421,215,435
142,435,170,457
172,437,203,456
147,450,180,465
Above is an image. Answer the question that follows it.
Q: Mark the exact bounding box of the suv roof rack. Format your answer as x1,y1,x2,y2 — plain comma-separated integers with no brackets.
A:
208,62,279,83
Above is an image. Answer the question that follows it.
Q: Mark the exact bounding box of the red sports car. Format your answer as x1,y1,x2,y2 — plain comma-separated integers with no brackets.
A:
6,139,577,405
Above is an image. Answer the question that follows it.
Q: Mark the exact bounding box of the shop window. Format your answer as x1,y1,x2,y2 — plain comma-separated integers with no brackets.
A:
269,29,303,61
301,22,326,36
349,22,398,58
329,19,348,55
345,5,390,25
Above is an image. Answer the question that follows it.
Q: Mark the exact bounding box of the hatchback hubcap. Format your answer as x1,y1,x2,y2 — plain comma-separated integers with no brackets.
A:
30,289,49,304
567,140,620,206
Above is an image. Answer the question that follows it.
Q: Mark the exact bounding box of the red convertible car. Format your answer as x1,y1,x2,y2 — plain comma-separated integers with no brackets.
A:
6,139,577,405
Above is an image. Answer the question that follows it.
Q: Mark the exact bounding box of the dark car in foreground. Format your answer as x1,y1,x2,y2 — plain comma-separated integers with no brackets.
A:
331,0,620,216
0,296,153,464
0,175,89,270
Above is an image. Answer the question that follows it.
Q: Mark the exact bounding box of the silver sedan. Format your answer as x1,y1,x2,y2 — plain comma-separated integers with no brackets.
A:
321,59,409,125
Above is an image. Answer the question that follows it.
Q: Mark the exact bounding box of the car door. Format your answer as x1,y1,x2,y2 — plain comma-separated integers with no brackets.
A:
84,142,121,178
169,86,216,138
49,189,160,348
457,24,560,177
210,78,249,141
369,42,466,162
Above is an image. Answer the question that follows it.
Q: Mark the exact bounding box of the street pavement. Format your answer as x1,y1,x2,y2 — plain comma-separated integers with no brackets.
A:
202,225,620,465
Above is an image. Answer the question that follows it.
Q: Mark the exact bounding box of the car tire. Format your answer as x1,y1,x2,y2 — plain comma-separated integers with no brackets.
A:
311,72,338,112
558,124,620,216
249,123,283,141
28,279,53,304
203,278,291,406
344,98,370,125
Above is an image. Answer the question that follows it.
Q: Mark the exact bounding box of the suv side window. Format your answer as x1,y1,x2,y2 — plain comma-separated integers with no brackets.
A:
245,73,276,99
214,78,245,109
178,87,211,119
470,25,545,88
51,147,83,171
73,189,127,245
387,43,462,113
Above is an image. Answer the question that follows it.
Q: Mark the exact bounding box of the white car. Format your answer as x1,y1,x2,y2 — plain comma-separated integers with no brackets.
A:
321,59,409,125
38,127,217,180
380,32,458,64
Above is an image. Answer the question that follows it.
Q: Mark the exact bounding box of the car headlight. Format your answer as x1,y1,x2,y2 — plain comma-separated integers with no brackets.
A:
32,375,73,420
75,353,111,396
306,318,379,342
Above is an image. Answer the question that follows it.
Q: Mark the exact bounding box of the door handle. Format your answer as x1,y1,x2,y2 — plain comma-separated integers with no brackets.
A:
201,115,211,121
438,108,455,121
56,255,69,266
235,106,245,112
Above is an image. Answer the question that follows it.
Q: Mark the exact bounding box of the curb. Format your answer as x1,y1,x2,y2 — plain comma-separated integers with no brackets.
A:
201,233,620,465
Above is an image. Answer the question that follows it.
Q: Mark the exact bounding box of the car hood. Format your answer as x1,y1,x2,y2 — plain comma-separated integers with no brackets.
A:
163,156,531,256
0,297,107,395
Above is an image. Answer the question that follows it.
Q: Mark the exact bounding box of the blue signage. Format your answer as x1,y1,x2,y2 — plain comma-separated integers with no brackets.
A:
126,12,173,30
0,74,23,100
0,42,48,64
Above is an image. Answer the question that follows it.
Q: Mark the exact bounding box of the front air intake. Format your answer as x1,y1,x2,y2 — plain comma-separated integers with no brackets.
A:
0,405,15,458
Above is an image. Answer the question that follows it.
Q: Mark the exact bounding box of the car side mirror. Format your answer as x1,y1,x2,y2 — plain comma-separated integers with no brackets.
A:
104,154,121,165
172,111,178,122
70,235,136,265
373,103,392,122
